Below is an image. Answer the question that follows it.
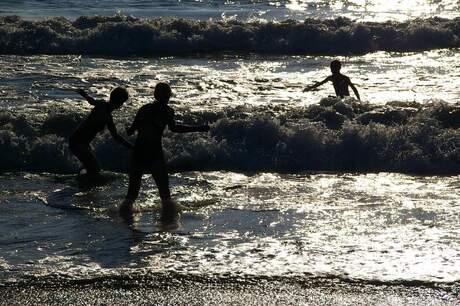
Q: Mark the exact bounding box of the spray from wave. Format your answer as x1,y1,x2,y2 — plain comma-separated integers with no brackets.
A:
1,98,458,174
0,15,459,56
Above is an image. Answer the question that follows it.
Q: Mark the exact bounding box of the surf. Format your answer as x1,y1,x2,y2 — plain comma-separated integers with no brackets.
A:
1,98,458,174
0,15,459,56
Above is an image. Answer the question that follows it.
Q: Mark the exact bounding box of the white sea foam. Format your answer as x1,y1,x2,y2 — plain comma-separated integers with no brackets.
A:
1,98,458,174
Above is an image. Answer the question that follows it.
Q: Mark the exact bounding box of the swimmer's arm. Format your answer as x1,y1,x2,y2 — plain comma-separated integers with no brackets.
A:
107,117,134,149
76,89,98,105
303,76,331,92
348,79,361,101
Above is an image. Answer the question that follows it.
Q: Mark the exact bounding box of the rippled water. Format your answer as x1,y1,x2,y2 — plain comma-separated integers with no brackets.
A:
1,172,459,284
1,0,459,21
2,50,459,111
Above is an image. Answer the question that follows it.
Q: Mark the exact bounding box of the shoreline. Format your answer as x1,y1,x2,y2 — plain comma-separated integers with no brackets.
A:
1,277,459,306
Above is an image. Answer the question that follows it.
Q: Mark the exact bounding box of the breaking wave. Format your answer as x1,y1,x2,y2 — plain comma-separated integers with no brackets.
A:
0,15,459,56
0,98,459,174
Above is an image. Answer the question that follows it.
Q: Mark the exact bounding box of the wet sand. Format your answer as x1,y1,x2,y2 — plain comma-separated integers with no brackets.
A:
1,277,459,306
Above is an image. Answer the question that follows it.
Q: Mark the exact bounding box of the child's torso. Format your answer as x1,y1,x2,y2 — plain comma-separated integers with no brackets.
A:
134,103,174,159
331,74,350,97
72,102,112,144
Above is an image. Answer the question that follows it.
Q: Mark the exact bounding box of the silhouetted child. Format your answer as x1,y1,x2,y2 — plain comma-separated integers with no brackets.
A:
69,87,133,176
304,60,360,100
120,82,209,219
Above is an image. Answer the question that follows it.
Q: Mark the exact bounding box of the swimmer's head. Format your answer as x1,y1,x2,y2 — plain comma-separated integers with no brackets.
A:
154,82,172,103
109,86,129,108
330,60,341,74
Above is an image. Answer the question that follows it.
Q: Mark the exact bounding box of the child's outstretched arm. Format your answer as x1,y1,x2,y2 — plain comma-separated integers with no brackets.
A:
167,108,209,133
107,117,134,149
303,76,331,92
76,89,99,105
348,80,361,101
169,120,209,133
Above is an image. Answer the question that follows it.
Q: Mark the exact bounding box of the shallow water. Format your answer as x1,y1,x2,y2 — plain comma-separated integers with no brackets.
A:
1,172,459,285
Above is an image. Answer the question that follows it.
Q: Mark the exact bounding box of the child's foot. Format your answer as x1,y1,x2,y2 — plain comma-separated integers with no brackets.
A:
80,168,102,177
119,198,135,216
86,171,104,179
160,199,181,223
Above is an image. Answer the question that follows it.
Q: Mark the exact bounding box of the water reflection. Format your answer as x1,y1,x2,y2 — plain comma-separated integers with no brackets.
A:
1,172,459,282
1,50,459,113
0,0,458,21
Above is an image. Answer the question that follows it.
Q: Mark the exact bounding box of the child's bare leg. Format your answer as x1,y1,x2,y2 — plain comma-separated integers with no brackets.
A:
120,170,142,213
126,170,143,200
69,141,101,175
152,163,171,203
152,162,180,221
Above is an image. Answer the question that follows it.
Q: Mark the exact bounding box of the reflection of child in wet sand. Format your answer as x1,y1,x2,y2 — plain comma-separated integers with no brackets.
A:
304,60,360,101
69,87,133,176
120,82,209,220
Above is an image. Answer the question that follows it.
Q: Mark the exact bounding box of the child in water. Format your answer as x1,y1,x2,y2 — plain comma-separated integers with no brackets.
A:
69,87,133,176
304,60,361,101
120,82,209,219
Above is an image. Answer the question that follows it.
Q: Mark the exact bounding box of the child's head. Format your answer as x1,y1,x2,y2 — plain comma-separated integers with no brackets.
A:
154,82,172,103
330,60,341,74
109,87,129,108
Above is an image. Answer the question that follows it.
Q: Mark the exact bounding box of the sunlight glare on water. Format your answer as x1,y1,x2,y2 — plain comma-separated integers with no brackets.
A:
1,50,459,113
0,0,458,21
284,0,460,21
0,0,459,299
2,172,459,283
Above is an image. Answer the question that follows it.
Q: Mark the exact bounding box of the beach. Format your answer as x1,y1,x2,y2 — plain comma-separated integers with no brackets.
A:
0,1,459,305
2,274,459,306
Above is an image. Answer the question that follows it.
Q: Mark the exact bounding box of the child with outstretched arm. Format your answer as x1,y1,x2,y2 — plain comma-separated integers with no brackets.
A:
69,87,133,176
304,60,360,101
120,82,209,220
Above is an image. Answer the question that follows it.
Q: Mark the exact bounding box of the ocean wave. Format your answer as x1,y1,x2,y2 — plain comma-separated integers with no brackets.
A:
0,15,459,55
0,98,459,174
